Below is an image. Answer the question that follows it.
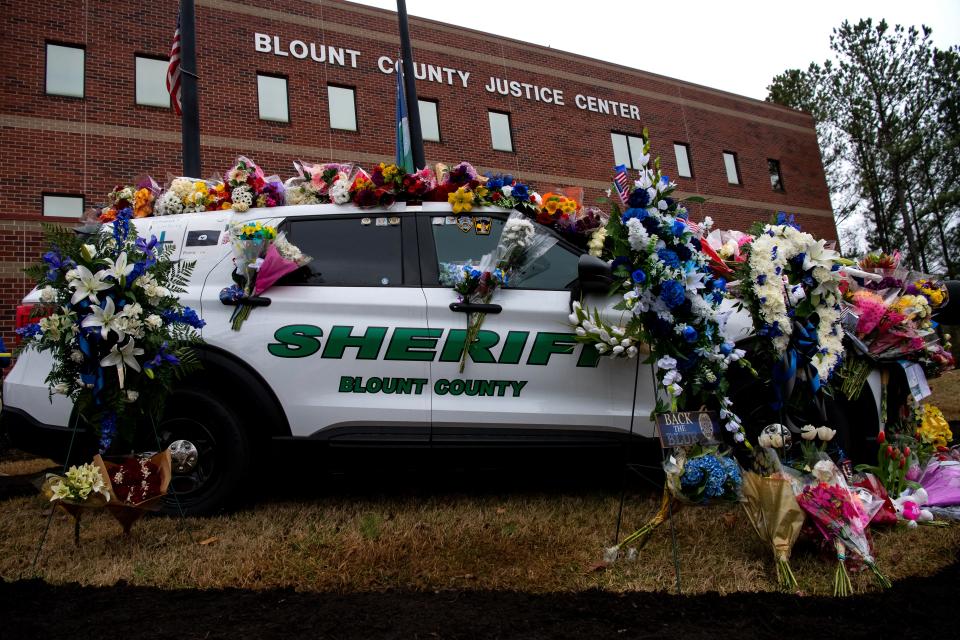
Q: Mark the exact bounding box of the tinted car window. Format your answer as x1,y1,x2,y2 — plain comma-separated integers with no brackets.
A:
282,216,404,286
430,216,579,290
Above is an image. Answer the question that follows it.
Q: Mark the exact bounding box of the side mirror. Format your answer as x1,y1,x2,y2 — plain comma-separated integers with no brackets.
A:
571,254,612,310
578,254,613,293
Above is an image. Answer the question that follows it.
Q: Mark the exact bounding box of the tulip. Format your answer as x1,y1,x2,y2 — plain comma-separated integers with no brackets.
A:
886,445,895,457
876,431,886,444
800,425,818,441
900,457,906,468
817,426,837,442
904,446,911,457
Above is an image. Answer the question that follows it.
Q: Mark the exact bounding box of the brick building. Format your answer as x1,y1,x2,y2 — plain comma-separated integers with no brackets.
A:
0,0,834,344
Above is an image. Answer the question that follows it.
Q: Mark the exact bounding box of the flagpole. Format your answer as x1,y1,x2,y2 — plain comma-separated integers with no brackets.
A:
396,0,425,170
180,0,202,177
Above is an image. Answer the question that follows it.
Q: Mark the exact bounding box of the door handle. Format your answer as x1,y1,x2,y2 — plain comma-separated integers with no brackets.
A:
449,302,502,314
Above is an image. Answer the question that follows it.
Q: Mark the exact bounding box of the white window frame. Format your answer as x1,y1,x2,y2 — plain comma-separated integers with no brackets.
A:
418,99,441,142
611,133,647,170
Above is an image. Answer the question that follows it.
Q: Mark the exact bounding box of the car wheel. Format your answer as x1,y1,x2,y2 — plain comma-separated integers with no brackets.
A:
146,387,252,516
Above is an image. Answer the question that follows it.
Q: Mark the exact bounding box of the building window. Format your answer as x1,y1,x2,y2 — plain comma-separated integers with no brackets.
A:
257,74,289,123
135,56,170,108
42,194,84,218
328,85,357,131
488,111,513,152
45,43,85,97
722,151,741,185
768,159,784,191
419,99,440,142
674,143,692,178
611,133,646,170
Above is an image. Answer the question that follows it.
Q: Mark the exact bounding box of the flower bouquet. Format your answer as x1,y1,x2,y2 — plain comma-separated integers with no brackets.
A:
451,211,557,372
40,462,112,546
253,232,312,295
790,456,890,595
226,156,284,212
285,161,355,205
222,221,277,330
916,458,960,507
99,176,161,222
608,446,742,561
741,447,806,591
350,168,396,208
96,449,171,535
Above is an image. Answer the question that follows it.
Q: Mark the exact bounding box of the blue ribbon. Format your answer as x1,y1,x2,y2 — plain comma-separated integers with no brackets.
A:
771,320,822,410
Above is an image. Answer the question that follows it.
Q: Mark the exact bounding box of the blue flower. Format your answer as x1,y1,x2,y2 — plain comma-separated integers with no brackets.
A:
672,220,686,237
161,306,206,329
756,274,767,285
657,248,681,269
720,342,733,355
682,326,698,343
659,280,686,308
641,215,660,235
15,323,41,339
771,245,778,260
511,183,529,201
144,341,181,371
628,188,650,208
777,212,800,230
631,269,647,284
611,256,633,272
99,412,117,454
621,207,647,222
112,207,134,245
675,243,692,262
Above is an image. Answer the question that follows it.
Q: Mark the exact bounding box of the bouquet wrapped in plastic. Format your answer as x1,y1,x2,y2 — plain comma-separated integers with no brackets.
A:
222,221,277,330
284,161,354,205
790,456,890,595
917,458,960,507
253,232,312,296
99,175,162,222
226,156,284,212
451,211,557,371
741,447,805,591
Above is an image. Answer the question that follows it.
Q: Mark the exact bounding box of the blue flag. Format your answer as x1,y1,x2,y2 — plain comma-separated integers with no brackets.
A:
395,63,414,173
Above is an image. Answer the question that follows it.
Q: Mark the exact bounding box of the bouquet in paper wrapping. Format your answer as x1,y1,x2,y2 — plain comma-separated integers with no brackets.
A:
225,156,285,212
450,211,557,372
788,455,889,595
99,175,161,222
741,447,806,591
284,161,355,205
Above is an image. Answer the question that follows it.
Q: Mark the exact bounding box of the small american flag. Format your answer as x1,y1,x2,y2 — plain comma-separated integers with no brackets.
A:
612,164,629,205
166,10,182,115
682,217,702,235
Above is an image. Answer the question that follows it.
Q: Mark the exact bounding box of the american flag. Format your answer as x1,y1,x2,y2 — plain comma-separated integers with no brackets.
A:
682,217,702,235
166,10,182,115
612,164,629,205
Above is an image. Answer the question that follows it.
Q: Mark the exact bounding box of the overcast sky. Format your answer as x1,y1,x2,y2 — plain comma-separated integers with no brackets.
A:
351,0,960,101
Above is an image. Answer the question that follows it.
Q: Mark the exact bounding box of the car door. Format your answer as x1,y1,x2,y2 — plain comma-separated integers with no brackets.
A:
200,209,431,444
419,209,652,445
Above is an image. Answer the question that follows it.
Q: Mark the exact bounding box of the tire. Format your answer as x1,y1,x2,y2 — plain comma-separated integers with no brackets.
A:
147,387,253,516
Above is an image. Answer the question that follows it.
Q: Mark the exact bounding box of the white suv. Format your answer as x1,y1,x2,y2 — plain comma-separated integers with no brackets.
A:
4,202,757,512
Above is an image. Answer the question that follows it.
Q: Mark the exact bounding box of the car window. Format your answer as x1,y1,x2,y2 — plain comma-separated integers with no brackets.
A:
280,216,404,286
430,215,579,290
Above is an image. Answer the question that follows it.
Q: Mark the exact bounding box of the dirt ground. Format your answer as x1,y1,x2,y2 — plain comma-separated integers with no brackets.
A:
3,558,957,640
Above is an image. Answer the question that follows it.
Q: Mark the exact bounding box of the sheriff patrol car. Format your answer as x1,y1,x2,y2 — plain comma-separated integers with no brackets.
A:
3,202,758,513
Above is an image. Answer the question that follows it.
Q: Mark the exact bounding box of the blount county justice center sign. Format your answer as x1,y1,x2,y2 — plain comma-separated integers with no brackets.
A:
254,32,645,121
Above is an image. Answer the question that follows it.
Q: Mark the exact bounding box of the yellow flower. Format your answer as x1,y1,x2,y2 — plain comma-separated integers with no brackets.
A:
474,185,489,199
194,181,208,194
220,202,232,210
918,404,952,447
560,199,577,214
448,187,473,214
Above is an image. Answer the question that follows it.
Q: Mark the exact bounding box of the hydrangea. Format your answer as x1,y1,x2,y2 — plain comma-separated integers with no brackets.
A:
659,279,686,308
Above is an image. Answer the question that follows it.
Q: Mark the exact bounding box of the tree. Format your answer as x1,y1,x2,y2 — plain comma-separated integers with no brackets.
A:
768,19,959,276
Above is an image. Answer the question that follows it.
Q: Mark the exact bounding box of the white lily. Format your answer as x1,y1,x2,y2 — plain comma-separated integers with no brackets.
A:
802,239,839,272
68,265,112,305
81,297,123,340
100,339,144,389
104,252,135,283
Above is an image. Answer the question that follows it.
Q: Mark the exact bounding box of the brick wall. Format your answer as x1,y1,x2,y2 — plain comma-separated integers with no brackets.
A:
0,0,835,346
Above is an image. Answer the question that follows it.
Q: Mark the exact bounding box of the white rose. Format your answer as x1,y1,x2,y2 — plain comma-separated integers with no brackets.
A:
40,286,57,303
812,460,835,483
145,314,163,330
53,383,70,395
501,185,513,197
70,350,84,363
126,390,139,402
